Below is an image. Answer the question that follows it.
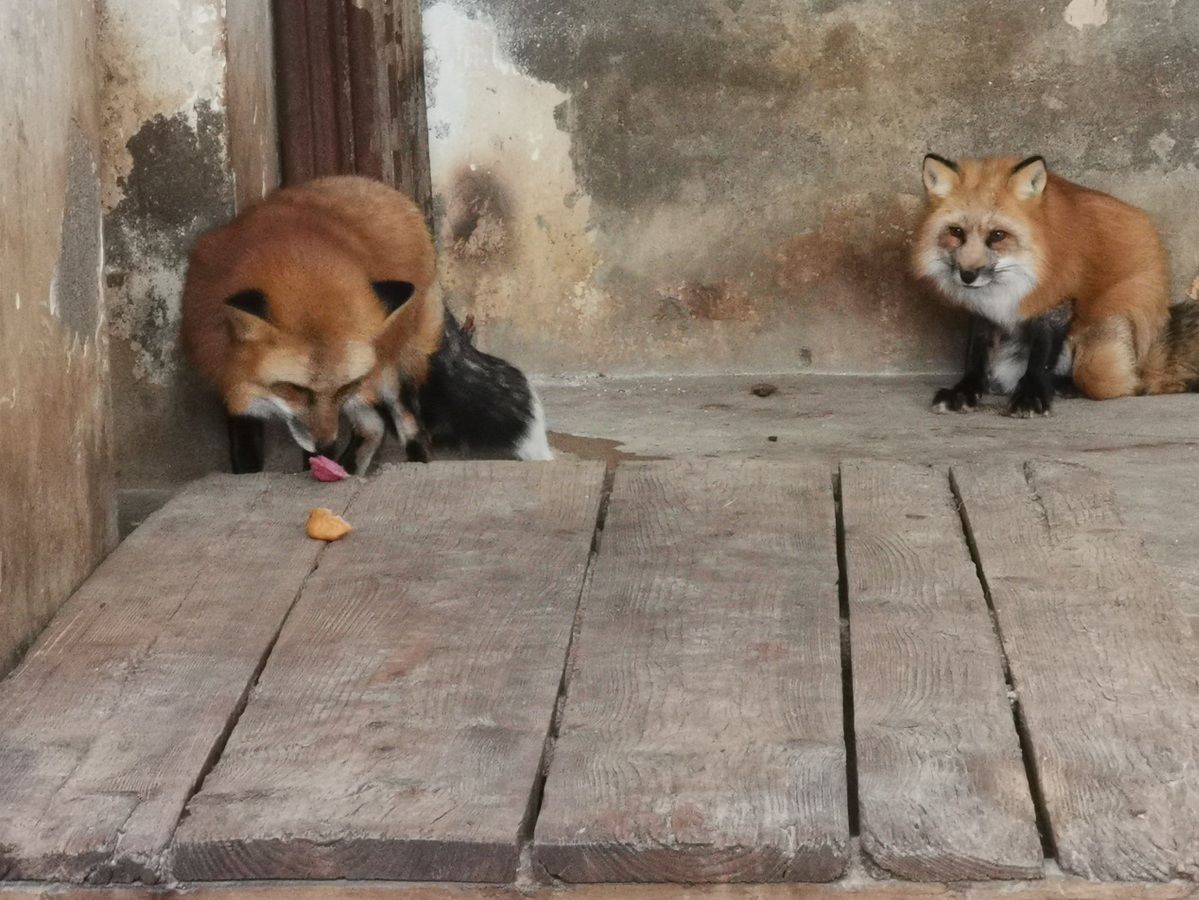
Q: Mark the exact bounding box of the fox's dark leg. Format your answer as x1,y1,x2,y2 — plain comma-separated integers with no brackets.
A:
337,435,364,474
932,315,994,412
227,414,265,474
339,402,387,475
396,381,430,463
1009,315,1063,417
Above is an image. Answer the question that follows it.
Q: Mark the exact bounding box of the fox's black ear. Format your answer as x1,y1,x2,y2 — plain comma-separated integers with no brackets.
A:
922,154,959,199
225,288,269,320
1010,156,1048,200
373,280,416,316
224,289,272,341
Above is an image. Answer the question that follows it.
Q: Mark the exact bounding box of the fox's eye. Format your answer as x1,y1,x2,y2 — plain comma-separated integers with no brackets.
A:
947,225,966,241
987,229,1009,245
335,377,366,400
271,382,313,405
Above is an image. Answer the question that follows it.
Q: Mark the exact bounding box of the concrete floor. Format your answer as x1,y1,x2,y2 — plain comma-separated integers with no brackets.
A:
118,373,1199,627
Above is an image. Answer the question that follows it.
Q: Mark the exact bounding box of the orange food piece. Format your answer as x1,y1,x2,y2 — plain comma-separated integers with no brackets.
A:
306,507,352,542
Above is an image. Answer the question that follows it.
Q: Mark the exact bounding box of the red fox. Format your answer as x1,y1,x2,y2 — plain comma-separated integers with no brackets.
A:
912,154,1199,415
181,176,551,472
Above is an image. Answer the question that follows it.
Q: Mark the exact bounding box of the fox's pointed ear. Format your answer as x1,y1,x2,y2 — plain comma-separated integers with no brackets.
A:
922,154,959,199
372,280,416,317
1010,156,1048,200
225,289,273,340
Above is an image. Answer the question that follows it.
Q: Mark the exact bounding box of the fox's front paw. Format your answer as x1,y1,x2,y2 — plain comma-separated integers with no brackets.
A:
405,440,430,463
932,382,982,413
1008,376,1053,418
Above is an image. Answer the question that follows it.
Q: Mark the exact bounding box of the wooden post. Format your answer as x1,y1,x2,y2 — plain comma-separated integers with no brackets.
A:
272,0,432,219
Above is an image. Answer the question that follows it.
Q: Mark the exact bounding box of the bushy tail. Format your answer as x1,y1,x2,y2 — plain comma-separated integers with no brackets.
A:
1139,298,1199,394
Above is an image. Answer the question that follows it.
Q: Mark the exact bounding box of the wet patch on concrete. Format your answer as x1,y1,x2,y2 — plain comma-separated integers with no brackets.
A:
548,431,669,469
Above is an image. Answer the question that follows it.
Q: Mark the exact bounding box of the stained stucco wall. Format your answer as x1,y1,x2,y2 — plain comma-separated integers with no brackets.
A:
100,0,278,490
423,0,1199,376
0,2,116,673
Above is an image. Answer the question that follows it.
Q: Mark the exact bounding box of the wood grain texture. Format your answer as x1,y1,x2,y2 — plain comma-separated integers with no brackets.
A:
953,461,1199,881
3,878,1197,899
376,0,433,218
534,461,848,883
0,475,354,883
840,461,1042,881
172,462,606,883
273,0,432,218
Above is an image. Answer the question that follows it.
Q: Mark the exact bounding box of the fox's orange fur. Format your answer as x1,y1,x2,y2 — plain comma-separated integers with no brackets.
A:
913,155,1175,399
181,176,441,466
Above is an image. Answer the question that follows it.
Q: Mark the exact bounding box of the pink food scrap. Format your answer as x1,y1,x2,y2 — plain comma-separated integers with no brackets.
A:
309,455,348,482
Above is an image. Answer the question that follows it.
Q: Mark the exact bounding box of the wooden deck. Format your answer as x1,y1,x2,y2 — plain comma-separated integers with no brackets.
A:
2,447,1199,896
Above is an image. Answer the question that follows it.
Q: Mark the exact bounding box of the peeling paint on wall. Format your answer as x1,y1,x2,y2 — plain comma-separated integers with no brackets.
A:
1065,0,1109,30
97,0,278,489
424,0,1199,376
105,102,233,385
97,0,227,208
424,1,608,367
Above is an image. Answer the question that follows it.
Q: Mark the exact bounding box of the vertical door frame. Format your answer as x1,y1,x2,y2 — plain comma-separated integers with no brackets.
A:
271,0,432,218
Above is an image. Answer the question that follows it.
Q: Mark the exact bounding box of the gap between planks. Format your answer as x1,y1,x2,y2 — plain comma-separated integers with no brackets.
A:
838,461,1041,881
171,462,610,883
0,475,361,884
532,460,849,883
951,460,1199,881
948,467,1057,862
161,482,362,857
515,467,618,885
831,471,860,839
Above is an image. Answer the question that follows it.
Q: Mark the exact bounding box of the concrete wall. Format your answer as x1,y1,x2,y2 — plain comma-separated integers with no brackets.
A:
423,0,1199,376
100,0,278,490
0,1,116,673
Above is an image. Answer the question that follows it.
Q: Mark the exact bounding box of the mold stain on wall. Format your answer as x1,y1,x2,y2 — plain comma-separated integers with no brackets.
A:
104,101,233,386
97,0,260,487
423,0,1199,376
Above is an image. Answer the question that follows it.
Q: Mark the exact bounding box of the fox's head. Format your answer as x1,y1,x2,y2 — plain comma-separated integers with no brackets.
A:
221,272,415,455
912,154,1048,327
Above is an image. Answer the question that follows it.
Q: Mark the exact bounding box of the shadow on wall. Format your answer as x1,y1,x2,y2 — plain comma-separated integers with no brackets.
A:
423,0,1199,376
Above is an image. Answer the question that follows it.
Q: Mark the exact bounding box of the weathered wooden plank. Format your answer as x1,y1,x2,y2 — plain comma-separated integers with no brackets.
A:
273,0,317,183
3,878,1198,900
0,474,355,883
379,0,433,218
840,460,1042,880
172,462,606,882
953,461,1199,881
534,460,848,883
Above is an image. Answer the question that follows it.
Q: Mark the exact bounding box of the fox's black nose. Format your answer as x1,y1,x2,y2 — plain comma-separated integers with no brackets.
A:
315,440,338,457
959,268,980,285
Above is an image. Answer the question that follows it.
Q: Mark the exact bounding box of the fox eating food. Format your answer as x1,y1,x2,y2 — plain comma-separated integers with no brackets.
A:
912,154,1199,416
181,176,551,473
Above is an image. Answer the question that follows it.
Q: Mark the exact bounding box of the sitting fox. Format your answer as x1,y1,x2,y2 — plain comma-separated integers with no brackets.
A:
912,154,1199,416
181,176,551,473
